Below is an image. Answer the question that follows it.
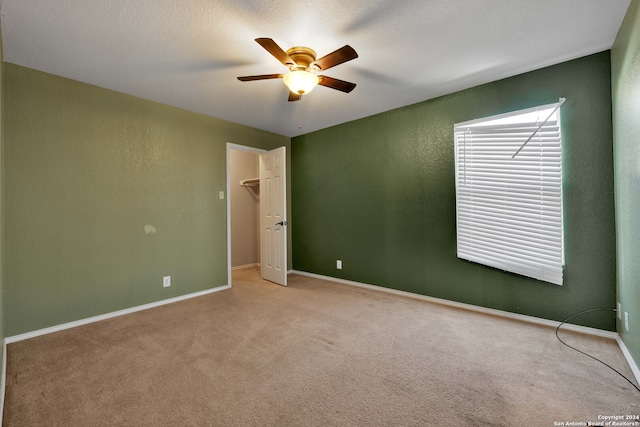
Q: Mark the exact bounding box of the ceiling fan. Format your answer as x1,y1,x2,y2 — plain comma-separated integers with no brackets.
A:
237,38,358,102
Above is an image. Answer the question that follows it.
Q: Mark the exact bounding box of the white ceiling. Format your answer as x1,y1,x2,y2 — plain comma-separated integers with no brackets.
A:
0,0,631,137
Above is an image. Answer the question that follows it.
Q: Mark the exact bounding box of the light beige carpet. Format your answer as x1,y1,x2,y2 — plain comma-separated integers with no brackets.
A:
3,267,639,426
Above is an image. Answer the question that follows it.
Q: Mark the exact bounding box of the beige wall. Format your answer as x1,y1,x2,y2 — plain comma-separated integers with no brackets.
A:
230,149,260,268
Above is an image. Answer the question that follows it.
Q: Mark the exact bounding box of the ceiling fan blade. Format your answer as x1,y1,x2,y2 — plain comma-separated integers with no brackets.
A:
311,45,358,71
255,38,296,67
288,92,302,102
317,76,357,93
237,74,283,81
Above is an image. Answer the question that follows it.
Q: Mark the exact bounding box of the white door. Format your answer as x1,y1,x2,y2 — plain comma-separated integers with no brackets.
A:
260,146,287,286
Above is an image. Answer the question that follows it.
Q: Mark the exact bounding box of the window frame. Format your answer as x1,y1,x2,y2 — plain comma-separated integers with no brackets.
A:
454,101,564,285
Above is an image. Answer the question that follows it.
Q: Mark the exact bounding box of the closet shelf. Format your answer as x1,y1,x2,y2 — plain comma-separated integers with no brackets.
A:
240,178,260,187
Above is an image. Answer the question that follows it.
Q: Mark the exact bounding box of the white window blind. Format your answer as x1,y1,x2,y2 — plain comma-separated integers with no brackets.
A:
454,101,564,285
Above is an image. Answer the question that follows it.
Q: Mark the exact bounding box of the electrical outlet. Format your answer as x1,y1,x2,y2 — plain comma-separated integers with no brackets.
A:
163,276,171,288
617,302,622,319
219,191,225,200
624,312,629,332
336,260,342,270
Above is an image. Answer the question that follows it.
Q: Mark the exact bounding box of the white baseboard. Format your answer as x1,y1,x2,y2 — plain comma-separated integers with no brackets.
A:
616,336,640,386
5,285,230,344
232,263,260,271
291,270,618,340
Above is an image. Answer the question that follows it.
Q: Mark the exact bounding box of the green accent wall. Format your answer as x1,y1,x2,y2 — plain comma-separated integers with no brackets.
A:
3,63,290,336
292,52,616,330
612,0,640,368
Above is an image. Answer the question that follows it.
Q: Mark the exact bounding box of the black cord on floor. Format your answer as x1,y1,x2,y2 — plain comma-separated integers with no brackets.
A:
556,307,640,393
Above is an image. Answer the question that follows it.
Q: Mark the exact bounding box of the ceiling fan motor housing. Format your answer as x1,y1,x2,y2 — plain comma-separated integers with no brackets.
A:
286,46,317,70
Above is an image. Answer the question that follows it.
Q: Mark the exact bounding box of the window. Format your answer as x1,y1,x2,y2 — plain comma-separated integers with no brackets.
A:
454,100,564,285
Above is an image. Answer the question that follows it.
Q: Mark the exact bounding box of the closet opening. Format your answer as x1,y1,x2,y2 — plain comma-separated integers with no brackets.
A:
227,143,265,286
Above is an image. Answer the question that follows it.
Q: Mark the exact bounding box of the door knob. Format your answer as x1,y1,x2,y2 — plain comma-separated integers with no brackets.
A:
275,221,288,226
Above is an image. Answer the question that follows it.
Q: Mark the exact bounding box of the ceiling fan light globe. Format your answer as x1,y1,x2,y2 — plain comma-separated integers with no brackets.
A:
283,70,319,95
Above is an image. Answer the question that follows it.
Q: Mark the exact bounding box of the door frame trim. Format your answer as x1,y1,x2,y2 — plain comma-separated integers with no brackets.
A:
226,143,267,287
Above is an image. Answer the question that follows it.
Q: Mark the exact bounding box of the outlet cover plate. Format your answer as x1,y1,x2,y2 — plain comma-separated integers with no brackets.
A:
624,312,629,332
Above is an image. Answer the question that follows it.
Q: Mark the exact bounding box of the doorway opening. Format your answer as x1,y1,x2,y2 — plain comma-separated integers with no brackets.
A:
227,143,288,287
226,143,265,287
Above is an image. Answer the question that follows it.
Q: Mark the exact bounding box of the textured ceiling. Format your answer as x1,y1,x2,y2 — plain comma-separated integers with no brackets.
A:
0,0,631,137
